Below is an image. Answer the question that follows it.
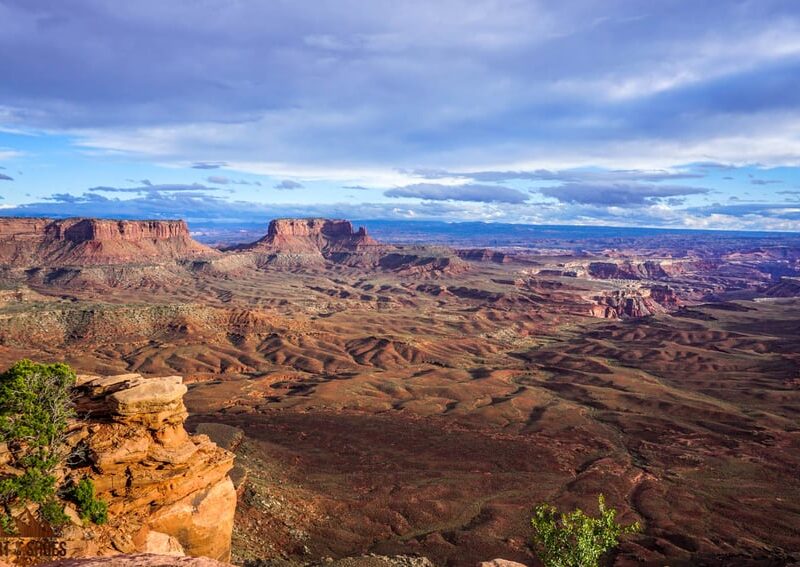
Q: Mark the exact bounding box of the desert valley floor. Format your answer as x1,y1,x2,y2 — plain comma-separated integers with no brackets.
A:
0,217,798,566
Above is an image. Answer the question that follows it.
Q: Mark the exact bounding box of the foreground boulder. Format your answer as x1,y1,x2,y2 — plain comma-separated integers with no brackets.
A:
62,373,237,562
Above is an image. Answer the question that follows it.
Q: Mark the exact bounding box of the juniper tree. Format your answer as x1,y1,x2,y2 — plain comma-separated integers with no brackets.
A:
0,360,76,531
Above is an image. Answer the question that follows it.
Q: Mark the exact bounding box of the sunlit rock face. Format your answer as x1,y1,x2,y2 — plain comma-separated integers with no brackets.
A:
0,217,218,266
61,373,237,562
249,218,379,254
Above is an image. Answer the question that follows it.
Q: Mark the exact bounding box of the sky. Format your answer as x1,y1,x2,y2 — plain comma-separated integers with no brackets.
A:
1,0,800,231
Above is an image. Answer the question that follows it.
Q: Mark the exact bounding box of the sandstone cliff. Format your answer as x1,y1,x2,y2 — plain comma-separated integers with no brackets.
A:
0,218,218,267
26,373,236,563
587,285,680,318
455,248,513,264
219,218,467,276
243,219,379,256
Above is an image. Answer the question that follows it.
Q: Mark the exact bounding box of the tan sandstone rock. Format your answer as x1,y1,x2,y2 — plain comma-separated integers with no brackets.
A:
144,531,185,556
148,477,236,562
63,374,237,562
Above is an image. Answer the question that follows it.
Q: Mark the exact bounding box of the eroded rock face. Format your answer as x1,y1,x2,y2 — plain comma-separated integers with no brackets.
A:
585,259,697,280
0,217,218,267
51,219,191,243
588,285,680,318
268,219,366,239
247,218,379,255
64,373,236,562
222,218,467,277
455,249,512,264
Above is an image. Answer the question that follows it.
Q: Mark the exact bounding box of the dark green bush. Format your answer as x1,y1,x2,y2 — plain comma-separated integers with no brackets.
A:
69,478,108,525
531,494,641,567
0,360,76,531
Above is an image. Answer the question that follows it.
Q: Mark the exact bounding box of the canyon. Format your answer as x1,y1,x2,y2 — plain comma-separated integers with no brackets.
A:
0,217,798,566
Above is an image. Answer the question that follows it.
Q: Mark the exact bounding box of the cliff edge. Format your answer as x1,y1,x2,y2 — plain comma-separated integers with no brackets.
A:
0,372,237,564
243,218,379,255
0,218,218,266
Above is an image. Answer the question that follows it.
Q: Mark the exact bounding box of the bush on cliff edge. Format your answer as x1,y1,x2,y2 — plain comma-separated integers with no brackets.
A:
531,494,641,567
0,360,76,532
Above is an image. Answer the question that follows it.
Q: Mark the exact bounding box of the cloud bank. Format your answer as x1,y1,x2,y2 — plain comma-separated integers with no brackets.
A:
0,1,799,230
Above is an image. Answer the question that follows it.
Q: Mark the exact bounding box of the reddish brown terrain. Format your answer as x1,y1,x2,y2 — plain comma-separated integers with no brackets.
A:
0,217,799,566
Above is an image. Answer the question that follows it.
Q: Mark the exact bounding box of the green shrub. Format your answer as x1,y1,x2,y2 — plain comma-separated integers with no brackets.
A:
39,497,70,528
69,478,108,525
531,494,641,567
0,360,76,531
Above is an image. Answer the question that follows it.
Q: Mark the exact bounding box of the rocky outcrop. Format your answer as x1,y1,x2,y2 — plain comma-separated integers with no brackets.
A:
377,251,469,277
221,218,467,277
243,219,379,255
455,249,512,264
60,373,237,562
585,259,700,281
0,217,218,267
220,218,380,269
588,285,680,318
587,260,668,280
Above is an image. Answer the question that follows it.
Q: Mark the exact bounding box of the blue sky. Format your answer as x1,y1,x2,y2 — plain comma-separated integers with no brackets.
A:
1,0,800,230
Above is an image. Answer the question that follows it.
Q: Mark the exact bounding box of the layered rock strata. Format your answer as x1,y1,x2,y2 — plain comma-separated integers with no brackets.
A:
0,217,217,266
62,373,236,561
253,219,379,253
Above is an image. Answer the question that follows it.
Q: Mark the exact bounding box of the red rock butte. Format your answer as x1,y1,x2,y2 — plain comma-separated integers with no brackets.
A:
0,217,218,266
247,218,380,253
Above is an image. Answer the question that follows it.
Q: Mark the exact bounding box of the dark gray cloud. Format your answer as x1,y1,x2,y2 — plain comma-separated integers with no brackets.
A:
207,175,261,186
750,179,782,185
0,173,13,181
191,162,227,169
691,162,736,170
413,168,707,184
274,180,304,190
1,1,799,170
2,190,799,231
538,183,709,206
45,192,109,204
385,183,529,204
88,183,222,194
686,202,800,221
0,192,460,224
